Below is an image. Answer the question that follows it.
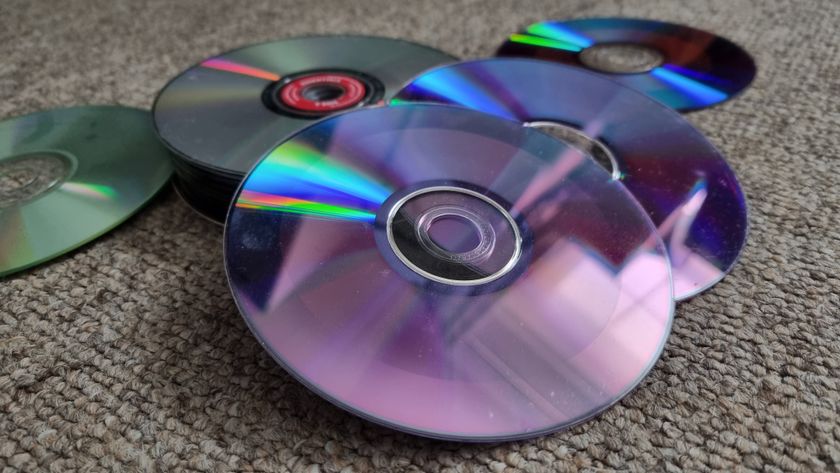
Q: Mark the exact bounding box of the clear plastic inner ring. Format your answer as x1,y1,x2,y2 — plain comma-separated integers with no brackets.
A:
579,42,665,74
0,151,73,209
416,205,496,264
386,186,522,287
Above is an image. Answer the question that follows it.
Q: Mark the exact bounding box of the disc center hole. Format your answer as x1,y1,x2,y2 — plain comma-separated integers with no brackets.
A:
579,42,664,74
302,83,345,102
386,188,520,286
527,121,621,179
426,214,483,254
0,152,72,208
0,167,38,193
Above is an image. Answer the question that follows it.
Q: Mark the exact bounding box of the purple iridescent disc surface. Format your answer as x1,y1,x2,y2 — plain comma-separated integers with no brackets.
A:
392,58,747,300
496,17,757,112
225,104,674,441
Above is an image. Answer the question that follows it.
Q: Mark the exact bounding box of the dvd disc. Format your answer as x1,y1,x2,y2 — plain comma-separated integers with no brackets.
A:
496,18,756,111
153,35,455,222
224,104,674,441
392,58,748,300
0,106,172,277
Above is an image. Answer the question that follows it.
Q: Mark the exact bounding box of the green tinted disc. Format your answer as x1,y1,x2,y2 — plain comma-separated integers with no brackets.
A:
0,106,172,277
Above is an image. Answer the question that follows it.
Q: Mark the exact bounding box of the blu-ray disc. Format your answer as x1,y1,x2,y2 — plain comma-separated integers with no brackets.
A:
225,104,674,441
496,18,756,111
0,106,172,277
392,59,747,300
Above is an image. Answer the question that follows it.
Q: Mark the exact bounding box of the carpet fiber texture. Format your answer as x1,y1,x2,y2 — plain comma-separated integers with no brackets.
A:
1,0,839,471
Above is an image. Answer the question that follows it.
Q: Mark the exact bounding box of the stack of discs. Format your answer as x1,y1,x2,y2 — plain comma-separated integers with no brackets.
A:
153,35,456,223
168,153,241,223
150,19,755,441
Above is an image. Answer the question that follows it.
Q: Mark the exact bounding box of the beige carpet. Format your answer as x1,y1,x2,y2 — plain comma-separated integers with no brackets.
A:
1,0,839,471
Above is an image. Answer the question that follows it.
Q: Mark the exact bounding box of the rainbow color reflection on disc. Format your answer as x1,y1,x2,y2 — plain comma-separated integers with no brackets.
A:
392,58,747,300
496,18,756,111
225,104,674,441
154,35,455,177
0,106,172,277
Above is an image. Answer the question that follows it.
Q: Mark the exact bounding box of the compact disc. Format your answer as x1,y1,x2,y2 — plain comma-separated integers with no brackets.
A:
0,106,172,277
496,18,756,111
392,58,748,300
225,104,674,441
153,35,456,177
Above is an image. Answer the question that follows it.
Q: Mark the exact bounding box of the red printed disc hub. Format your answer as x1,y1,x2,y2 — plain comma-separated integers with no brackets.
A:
278,73,367,113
